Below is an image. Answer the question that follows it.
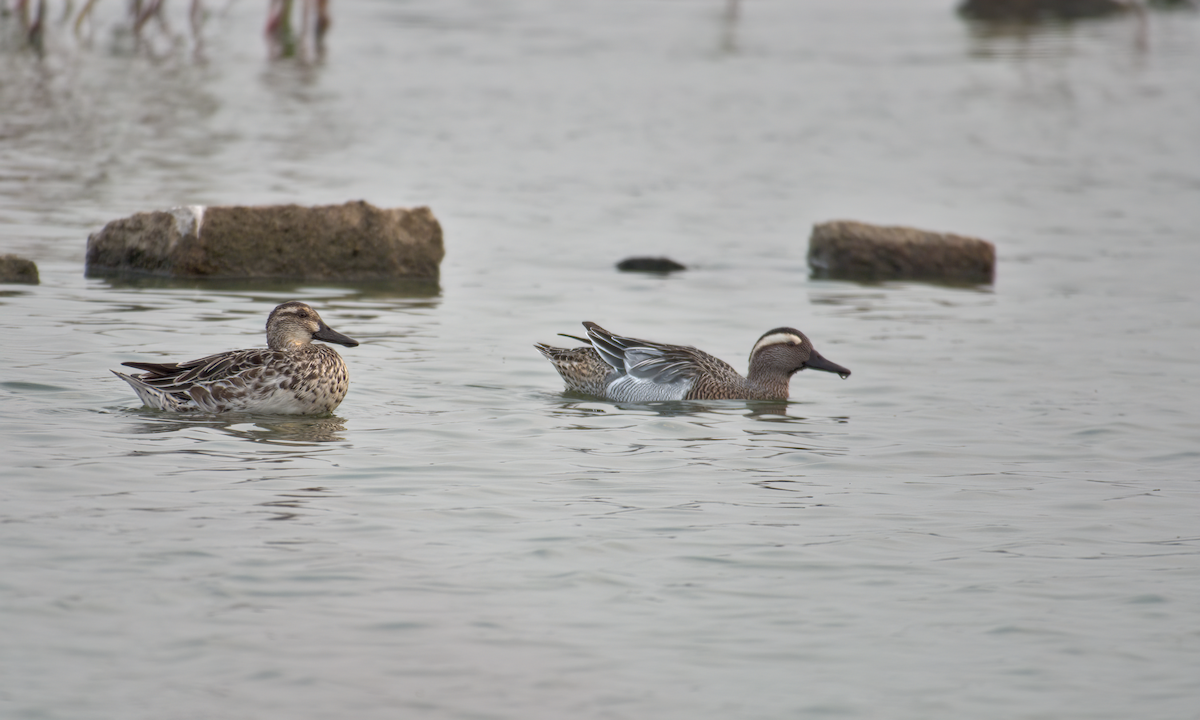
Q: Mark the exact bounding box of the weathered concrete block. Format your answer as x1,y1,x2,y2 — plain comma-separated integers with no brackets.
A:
808,221,995,284
85,201,444,280
958,0,1129,21
0,254,39,284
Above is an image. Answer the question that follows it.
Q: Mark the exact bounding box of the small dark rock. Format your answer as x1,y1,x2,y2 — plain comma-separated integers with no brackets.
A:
958,0,1130,21
85,201,444,281
616,257,687,273
808,221,995,285
0,254,39,284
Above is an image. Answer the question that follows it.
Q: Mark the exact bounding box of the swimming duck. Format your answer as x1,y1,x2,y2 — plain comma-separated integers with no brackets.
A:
113,301,359,414
536,322,850,402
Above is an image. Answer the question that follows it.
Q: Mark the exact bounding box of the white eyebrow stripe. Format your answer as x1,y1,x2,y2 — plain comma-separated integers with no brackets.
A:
751,332,803,355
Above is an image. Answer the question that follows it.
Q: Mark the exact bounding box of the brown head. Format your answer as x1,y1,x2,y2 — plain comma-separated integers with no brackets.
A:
265,301,359,351
747,327,850,387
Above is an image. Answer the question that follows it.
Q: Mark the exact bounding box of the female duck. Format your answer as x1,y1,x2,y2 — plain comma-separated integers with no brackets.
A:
113,301,359,414
536,322,849,402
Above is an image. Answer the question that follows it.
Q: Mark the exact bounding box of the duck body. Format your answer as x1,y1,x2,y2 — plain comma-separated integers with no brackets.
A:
113,301,359,415
536,322,850,402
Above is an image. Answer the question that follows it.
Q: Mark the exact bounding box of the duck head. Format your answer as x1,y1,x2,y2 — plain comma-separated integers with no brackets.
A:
748,327,850,379
266,301,360,351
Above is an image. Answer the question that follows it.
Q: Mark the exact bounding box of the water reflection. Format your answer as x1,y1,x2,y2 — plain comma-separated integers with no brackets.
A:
719,0,741,54
960,3,1153,59
546,397,760,419
122,410,349,444
545,396,849,428
957,0,1134,22
265,0,333,62
0,289,37,301
807,284,996,329
742,401,791,419
91,274,443,300
254,485,340,521
2,1,330,63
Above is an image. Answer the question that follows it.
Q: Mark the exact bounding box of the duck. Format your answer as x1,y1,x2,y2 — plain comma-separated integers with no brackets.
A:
535,322,850,402
112,301,359,414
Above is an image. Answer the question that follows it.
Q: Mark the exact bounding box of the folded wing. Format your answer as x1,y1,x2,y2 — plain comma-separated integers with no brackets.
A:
583,322,698,400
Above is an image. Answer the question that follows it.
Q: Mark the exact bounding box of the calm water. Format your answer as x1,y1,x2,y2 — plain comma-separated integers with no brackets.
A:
2,1,1199,718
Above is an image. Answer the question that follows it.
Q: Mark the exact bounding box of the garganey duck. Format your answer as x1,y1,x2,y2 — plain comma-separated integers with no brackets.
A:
536,322,850,402
113,301,359,414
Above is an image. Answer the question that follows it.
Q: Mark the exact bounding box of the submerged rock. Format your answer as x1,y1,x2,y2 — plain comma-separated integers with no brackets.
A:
0,255,39,284
616,256,687,273
808,221,995,284
85,201,444,280
958,0,1130,21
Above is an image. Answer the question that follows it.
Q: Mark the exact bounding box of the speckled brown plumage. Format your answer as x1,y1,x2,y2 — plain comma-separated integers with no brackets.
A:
536,322,850,402
533,343,614,398
113,301,358,414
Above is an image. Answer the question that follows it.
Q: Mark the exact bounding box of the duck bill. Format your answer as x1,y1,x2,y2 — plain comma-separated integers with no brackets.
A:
804,350,850,379
314,323,360,347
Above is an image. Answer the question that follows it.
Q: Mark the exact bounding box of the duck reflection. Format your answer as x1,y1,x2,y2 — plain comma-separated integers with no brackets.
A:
122,410,348,443
545,396,737,420
542,397,850,461
545,395,850,425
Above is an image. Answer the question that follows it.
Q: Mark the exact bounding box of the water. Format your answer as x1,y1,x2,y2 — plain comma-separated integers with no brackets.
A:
2,1,1199,718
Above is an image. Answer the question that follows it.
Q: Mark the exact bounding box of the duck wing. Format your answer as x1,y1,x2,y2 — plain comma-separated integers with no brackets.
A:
583,322,699,385
123,348,275,391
